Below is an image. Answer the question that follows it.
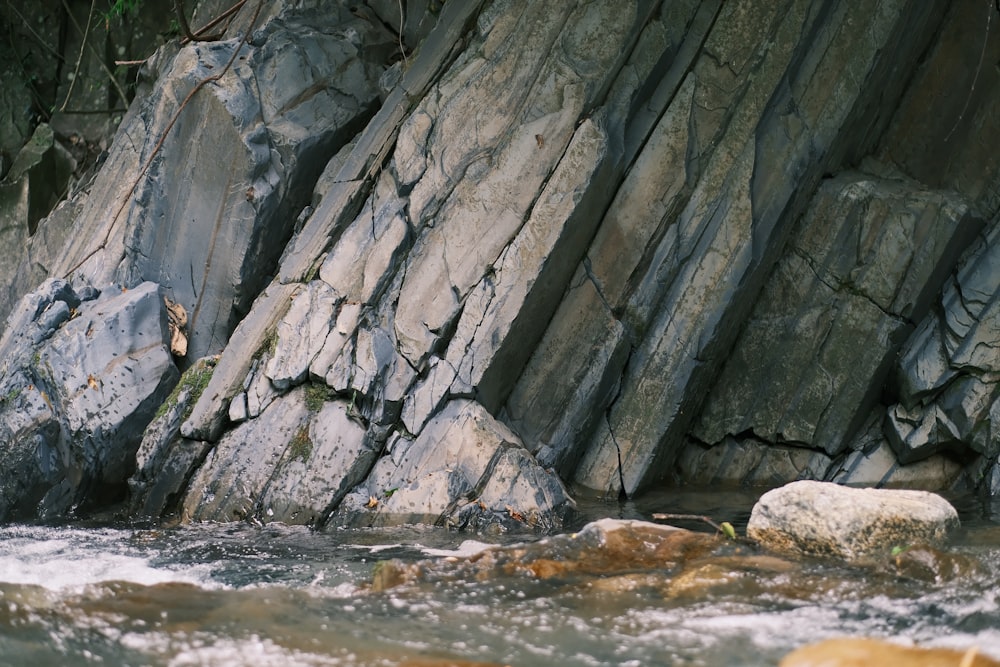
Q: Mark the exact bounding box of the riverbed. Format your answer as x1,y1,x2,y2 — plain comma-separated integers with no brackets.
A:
0,488,997,666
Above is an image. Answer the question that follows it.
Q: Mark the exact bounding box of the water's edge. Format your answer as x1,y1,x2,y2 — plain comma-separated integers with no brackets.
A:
1,488,998,666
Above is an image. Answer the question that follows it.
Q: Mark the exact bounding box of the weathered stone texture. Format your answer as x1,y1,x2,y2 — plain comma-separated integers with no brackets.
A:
692,169,980,458
0,279,177,519
884,223,1000,465
748,480,959,561
4,0,1000,525
44,2,395,363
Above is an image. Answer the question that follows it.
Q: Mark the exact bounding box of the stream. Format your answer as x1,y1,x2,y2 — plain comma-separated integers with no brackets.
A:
0,488,998,666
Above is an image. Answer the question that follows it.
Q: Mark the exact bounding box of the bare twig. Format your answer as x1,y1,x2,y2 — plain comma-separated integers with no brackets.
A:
60,0,130,109
64,0,264,279
184,0,246,43
397,0,407,67
174,0,223,42
652,512,726,534
4,2,63,60
60,0,96,111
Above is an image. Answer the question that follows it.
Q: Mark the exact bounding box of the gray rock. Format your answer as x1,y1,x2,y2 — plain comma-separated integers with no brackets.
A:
677,436,832,488
884,223,1000,466
0,124,78,325
830,439,965,491
9,0,1000,528
317,171,409,306
182,282,299,441
443,118,609,413
385,0,659,371
453,443,576,533
876,0,1000,219
0,280,177,519
128,356,217,519
549,0,950,496
47,1,395,362
692,169,978,458
182,386,313,522
336,399,571,529
747,480,959,561
503,268,630,476
265,281,340,390
258,398,374,525
183,384,378,525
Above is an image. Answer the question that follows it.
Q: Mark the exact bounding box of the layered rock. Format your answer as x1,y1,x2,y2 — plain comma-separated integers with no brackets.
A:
0,124,78,316
884,225,1000,465
176,0,659,526
1,0,999,526
686,166,981,481
36,1,396,363
512,0,954,497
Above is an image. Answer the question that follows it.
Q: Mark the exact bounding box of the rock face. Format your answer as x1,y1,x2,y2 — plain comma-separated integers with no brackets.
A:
1,0,999,526
747,481,959,561
29,1,396,363
0,279,177,520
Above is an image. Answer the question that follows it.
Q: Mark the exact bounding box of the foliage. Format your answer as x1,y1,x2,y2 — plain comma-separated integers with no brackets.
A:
304,382,335,413
154,357,216,421
105,0,143,20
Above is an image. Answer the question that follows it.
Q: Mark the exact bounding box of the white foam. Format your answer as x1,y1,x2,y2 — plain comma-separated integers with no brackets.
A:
120,632,348,667
419,539,494,558
0,525,211,592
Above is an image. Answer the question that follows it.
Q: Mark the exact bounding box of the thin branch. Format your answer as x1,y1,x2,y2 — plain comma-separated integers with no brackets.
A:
60,0,96,112
184,0,246,43
652,512,726,534
397,0,407,67
174,0,222,42
61,0,130,109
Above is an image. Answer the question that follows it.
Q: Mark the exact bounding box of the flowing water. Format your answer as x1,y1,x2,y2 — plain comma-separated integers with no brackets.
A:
1,489,998,666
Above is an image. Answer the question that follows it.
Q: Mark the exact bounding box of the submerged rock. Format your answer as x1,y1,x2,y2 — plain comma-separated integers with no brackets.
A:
747,481,959,561
887,543,982,584
780,637,1000,667
371,518,722,592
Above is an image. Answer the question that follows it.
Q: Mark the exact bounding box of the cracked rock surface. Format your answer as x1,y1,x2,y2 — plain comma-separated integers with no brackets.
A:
1,0,999,526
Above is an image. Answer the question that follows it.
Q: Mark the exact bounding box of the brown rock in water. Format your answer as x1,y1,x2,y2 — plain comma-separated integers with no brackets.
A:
780,637,1000,667
400,660,510,667
888,544,982,583
371,519,720,592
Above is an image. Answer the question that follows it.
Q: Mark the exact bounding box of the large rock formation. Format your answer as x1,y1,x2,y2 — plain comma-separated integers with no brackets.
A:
0,0,998,527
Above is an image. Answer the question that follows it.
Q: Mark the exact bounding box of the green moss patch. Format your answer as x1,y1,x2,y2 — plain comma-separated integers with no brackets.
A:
154,356,217,422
